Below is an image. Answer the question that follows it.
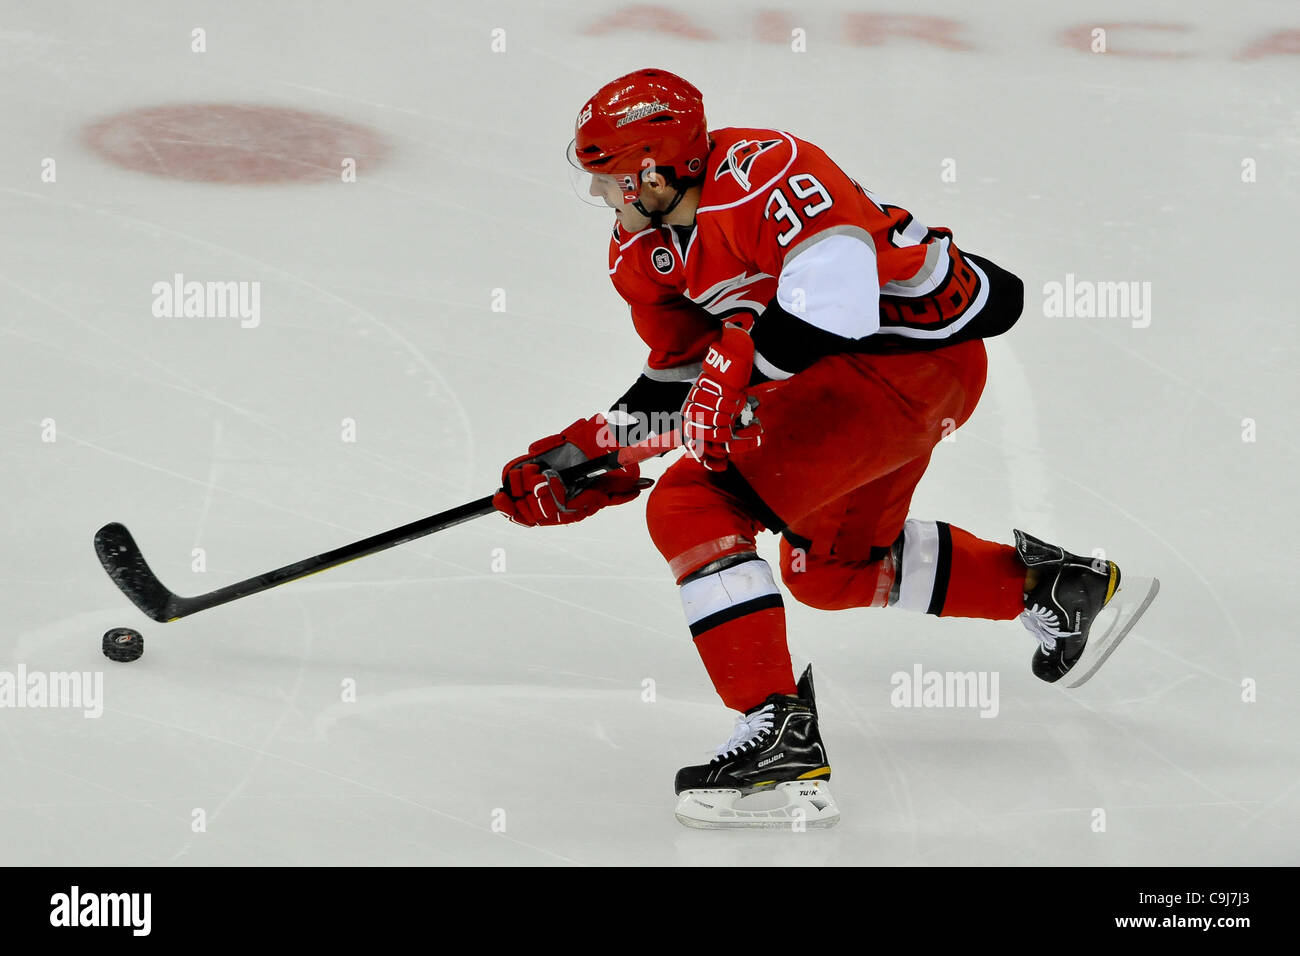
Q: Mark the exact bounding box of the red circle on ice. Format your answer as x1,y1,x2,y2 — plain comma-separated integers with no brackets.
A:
82,103,389,184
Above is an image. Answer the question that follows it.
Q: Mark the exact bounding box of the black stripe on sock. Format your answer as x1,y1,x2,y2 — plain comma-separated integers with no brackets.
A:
679,551,762,584
689,593,785,638
927,522,953,615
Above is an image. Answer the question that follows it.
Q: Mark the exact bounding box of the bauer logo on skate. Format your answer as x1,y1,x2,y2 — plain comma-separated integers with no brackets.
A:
0,665,103,719
1042,274,1152,328
890,665,1000,718
49,886,151,936
151,273,261,328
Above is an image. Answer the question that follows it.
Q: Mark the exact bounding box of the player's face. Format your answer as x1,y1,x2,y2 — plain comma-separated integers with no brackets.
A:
588,173,652,230
588,173,626,208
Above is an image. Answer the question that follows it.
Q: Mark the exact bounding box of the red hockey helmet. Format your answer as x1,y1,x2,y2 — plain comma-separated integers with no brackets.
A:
571,68,710,204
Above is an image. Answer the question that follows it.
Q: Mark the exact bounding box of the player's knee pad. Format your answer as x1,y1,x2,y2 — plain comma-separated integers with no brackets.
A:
646,466,759,583
679,552,783,639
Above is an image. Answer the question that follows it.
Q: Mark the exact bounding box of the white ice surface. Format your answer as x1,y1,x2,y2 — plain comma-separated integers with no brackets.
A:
1,1,1297,865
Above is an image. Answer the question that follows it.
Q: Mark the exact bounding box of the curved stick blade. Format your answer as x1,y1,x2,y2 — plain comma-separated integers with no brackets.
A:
94,523,179,622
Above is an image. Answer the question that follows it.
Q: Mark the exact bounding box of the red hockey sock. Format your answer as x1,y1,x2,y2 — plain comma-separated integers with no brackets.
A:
939,525,1026,619
693,607,796,713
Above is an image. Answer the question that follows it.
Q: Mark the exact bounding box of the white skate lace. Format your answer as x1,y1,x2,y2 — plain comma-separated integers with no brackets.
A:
1019,603,1080,653
711,704,775,760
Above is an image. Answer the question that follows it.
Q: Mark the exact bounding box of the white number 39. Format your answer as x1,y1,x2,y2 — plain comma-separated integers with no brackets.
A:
763,173,834,247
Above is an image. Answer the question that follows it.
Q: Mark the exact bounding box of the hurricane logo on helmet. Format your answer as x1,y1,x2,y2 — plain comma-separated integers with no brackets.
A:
714,138,781,192
615,100,670,128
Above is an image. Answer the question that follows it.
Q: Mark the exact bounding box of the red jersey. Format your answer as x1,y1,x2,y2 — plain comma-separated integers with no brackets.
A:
606,127,1004,418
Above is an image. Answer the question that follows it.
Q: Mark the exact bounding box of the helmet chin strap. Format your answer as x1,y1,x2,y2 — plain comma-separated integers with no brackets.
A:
634,185,687,227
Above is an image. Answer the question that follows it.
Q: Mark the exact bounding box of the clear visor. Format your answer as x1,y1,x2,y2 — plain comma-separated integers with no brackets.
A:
566,138,641,208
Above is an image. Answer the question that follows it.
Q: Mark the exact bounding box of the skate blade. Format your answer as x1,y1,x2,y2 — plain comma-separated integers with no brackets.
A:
1065,575,1160,688
674,780,840,830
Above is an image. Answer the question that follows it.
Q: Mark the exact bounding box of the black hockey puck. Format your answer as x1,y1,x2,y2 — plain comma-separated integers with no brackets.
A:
102,627,144,663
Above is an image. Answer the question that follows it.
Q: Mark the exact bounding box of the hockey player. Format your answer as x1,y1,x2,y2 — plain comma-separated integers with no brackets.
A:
493,69,1157,828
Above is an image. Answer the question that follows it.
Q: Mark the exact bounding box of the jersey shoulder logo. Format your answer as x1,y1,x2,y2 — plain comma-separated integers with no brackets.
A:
651,246,674,274
714,137,782,192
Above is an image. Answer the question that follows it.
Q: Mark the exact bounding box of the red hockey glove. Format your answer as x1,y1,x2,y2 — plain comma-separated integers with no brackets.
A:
493,414,647,527
682,324,763,472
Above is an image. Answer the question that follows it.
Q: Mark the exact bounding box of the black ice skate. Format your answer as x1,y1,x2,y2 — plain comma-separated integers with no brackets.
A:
1015,529,1160,688
673,665,839,829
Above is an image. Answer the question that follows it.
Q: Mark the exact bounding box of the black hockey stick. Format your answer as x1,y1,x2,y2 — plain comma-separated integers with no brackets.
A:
94,429,682,622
